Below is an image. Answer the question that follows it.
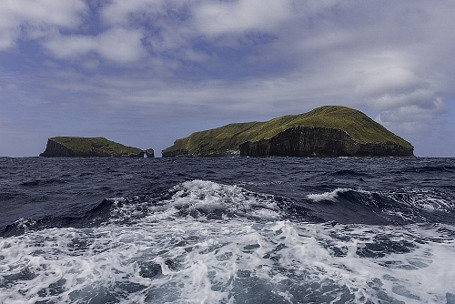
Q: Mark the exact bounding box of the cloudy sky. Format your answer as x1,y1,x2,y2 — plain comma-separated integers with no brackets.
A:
1,0,454,157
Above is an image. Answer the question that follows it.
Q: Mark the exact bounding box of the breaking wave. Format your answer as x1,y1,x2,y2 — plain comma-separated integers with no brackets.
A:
1,180,455,303
306,187,455,224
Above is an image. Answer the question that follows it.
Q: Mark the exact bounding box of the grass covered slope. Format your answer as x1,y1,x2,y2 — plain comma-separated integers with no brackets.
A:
40,137,154,157
162,106,413,156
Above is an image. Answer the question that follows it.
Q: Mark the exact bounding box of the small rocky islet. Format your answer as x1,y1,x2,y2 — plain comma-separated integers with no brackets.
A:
40,106,414,158
40,137,154,158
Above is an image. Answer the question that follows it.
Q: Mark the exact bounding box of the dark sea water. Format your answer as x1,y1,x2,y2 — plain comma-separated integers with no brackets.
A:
1,157,454,303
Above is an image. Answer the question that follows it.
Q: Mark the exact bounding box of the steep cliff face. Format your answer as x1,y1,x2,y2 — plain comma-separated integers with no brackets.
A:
239,127,413,157
40,137,154,157
161,149,189,158
162,106,414,158
40,139,80,157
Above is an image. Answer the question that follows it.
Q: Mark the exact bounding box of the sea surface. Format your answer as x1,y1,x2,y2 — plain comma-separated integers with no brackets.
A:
0,157,454,304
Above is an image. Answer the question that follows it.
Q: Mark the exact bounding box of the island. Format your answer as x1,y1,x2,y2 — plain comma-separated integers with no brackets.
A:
40,136,154,157
162,105,414,157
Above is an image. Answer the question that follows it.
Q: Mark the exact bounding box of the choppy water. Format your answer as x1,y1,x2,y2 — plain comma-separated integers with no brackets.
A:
1,157,454,303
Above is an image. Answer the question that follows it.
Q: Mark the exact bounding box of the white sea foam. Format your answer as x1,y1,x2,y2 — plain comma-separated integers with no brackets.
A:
163,179,282,220
307,187,453,214
1,180,454,303
306,188,370,202
307,188,345,202
105,179,282,224
392,189,454,212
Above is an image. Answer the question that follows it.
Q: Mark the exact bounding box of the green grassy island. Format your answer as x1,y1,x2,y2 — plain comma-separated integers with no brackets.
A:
162,106,414,157
40,137,154,157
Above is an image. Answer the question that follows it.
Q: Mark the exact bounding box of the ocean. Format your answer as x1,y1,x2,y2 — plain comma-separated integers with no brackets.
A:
0,157,454,303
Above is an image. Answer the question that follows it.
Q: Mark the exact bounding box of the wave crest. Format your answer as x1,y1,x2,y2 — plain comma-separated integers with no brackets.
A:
306,188,454,224
164,180,282,220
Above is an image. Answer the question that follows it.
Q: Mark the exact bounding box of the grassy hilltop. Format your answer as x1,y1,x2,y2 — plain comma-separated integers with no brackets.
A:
162,105,413,157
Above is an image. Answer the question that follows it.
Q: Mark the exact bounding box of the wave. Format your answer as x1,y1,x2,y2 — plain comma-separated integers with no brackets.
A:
327,169,372,177
163,180,285,220
307,188,370,202
4,179,454,238
307,188,454,213
1,199,114,237
2,179,455,303
401,164,455,174
103,180,301,226
306,188,455,224
2,180,306,237
1,217,454,303
20,178,69,187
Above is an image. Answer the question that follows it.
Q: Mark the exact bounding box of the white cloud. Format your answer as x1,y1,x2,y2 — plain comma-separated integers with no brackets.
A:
338,51,437,112
194,0,293,36
101,0,166,25
101,0,201,61
44,28,146,63
2,0,455,156
0,0,86,50
255,1,455,133
376,98,447,133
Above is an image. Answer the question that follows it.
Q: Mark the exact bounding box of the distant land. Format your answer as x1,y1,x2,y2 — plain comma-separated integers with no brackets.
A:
40,137,154,158
162,105,414,157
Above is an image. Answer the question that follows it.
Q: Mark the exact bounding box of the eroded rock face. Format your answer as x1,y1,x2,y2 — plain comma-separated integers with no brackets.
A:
144,149,155,158
239,127,414,157
40,139,80,157
161,149,189,158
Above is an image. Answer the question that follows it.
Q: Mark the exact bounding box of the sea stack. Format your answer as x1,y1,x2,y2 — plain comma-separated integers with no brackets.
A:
40,136,154,157
162,105,414,157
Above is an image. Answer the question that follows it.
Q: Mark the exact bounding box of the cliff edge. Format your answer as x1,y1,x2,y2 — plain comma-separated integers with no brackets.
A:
162,106,414,157
40,137,154,157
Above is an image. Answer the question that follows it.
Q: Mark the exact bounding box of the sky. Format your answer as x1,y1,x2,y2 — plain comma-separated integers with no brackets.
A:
1,0,454,157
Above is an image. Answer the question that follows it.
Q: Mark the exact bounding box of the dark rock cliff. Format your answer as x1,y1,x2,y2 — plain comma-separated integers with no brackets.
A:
40,139,80,157
162,149,241,157
239,127,414,157
161,149,190,158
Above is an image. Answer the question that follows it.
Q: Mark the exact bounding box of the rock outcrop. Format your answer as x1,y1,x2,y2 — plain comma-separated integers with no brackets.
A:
162,105,414,157
239,127,413,157
40,137,154,158
161,149,189,158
